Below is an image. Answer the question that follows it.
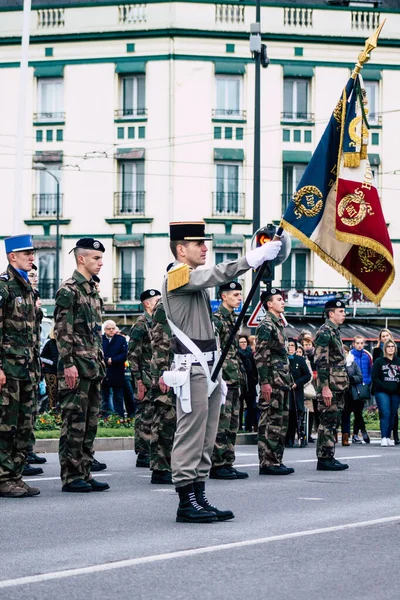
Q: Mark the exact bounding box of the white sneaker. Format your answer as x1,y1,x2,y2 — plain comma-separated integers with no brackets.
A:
388,439,395,446
381,438,388,447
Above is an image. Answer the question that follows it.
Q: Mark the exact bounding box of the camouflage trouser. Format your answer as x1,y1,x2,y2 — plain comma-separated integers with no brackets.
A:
211,386,240,468
258,389,289,467
150,390,176,472
0,378,35,484
134,395,154,457
27,383,39,453
316,392,345,460
58,377,101,486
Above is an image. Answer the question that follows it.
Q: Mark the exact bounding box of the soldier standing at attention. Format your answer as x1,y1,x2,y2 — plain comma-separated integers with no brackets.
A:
315,299,349,471
162,221,281,523
54,238,109,493
0,234,40,497
210,281,248,480
255,288,294,476
128,289,161,468
149,296,176,485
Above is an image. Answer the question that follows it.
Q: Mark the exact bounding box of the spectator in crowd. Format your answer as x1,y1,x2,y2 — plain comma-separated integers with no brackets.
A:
373,328,400,444
101,320,128,418
301,334,319,441
350,335,372,444
238,335,258,432
40,327,59,411
372,339,400,447
296,345,316,443
341,345,363,446
285,338,309,448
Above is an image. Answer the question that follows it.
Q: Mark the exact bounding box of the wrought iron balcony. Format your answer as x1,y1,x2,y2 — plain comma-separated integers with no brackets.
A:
113,278,145,303
212,192,245,217
281,112,315,122
32,194,63,218
212,108,246,119
114,191,145,216
33,112,65,122
114,108,148,118
38,279,58,300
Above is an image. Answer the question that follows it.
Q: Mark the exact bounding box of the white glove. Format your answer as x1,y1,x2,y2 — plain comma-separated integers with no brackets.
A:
246,241,282,269
221,380,228,406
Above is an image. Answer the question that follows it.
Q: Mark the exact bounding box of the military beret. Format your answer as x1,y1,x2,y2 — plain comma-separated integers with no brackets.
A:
219,281,242,292
140,289,161,303
325,299,347,310
69,238,105,254
260,287,282,303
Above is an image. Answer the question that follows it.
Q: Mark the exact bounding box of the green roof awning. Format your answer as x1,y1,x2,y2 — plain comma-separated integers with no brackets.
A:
283,64,314,78
115,147,145,160
113,234,144,248
363,69,381,81
214,61,246,75
214,148,244,161
34,64,64,78
369,153,380,166
115,61,146,74
213,234,245,248
282,150,312,164
33,151,63,163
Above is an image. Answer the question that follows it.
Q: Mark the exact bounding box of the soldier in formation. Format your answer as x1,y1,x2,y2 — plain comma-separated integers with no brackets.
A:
54,238,109,493
255,287,294,476
128,288,161,468
162,221,281,523
210,281,248,480
0,235,41,498
315,299,350,471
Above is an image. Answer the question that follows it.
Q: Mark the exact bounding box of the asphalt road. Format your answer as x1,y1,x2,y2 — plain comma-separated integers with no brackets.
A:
1,441,400,600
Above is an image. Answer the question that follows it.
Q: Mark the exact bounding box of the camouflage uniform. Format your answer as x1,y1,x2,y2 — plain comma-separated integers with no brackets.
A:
54,269,106,486
211,304,241,468
0,265,37,484
128,312,154,459
27,289,44,453
255,312,292,467
315,319,349,459
149,299,176,473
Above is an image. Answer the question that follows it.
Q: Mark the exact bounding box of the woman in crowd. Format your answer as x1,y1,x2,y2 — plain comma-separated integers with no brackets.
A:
40,327,59,411
285,338,310,448
373,329,400,444
341,345,363,446
296,344,315,444
301,334,319,441
238,335,259,432
350,335,372,444
372,339,400,447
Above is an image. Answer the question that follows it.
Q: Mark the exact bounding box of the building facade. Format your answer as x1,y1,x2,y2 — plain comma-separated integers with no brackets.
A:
0,0,399,321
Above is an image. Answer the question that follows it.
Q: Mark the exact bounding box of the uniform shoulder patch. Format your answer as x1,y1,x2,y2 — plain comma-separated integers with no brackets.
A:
55,287,75,309
0,272,9,281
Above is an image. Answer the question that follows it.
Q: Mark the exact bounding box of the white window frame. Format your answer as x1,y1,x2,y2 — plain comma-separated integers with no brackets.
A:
283,77,310,121
364,80,379,125
119,160,145,214
35,164,62,216
215,75,243,117
281,250,310,290
37,77,64,121
215,162,242,215
120,75,146,117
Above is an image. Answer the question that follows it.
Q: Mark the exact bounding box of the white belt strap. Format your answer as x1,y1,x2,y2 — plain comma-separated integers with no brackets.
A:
167,318,219,397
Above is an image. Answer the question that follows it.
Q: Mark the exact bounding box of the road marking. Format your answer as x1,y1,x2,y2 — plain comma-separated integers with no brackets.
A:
298,498,324,501
1,515,400,589
238,455,383,467
24,474,112,483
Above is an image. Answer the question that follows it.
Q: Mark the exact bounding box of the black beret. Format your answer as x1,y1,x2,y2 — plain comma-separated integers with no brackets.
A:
260,287,282,303
219,281,242,292
325,299,347,310
140,289,161,303
69,238,105,253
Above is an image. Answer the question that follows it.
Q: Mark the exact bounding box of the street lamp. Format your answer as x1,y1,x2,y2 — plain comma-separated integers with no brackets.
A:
32,162,61,294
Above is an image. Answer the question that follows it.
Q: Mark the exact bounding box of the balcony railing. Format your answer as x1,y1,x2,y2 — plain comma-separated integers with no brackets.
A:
281,112,315,122
212,109,246,119
38,279,58,301
114,191,145,216
283,7,313,27
32,194,63,218
37,8,65,28
114,108,147,118
113,278,144,302
351,11,380,31
118,4,147,24
215,4,245,24
212,192,245,217
33,112,65,122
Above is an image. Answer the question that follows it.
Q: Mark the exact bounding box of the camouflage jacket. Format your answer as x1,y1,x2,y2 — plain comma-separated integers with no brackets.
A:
0,265,37,381
128,312,152,389
32,289,44,383
212,304,241,387
149,298,175,405
255,311,292,390
314,319,349,393
53,269,106,380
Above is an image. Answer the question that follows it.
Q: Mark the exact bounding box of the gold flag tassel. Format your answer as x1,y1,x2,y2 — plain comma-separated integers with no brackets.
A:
167,263,190,291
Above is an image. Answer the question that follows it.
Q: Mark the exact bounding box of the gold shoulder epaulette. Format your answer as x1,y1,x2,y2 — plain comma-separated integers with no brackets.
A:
167,264,190,291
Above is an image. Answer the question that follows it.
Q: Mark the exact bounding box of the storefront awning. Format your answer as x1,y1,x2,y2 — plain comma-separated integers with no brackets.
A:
213,234,244,248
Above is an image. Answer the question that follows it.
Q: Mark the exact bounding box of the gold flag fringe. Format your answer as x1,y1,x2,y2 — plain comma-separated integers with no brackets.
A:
343,152,360,168
167,263,190,291
360,145,368,160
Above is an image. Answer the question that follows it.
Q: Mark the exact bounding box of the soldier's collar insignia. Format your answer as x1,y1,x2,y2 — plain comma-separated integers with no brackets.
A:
0,273,9,280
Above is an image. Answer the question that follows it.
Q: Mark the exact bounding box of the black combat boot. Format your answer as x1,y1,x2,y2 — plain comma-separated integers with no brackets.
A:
176,483,218,523
136,454,150,468
317,458,349,471
193,481,234,521
91,458,107,472
22,464,43,477
27,451,47,465
151,470,173,485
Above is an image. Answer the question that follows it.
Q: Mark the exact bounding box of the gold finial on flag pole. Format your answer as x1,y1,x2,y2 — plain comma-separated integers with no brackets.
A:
351,19,386,79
